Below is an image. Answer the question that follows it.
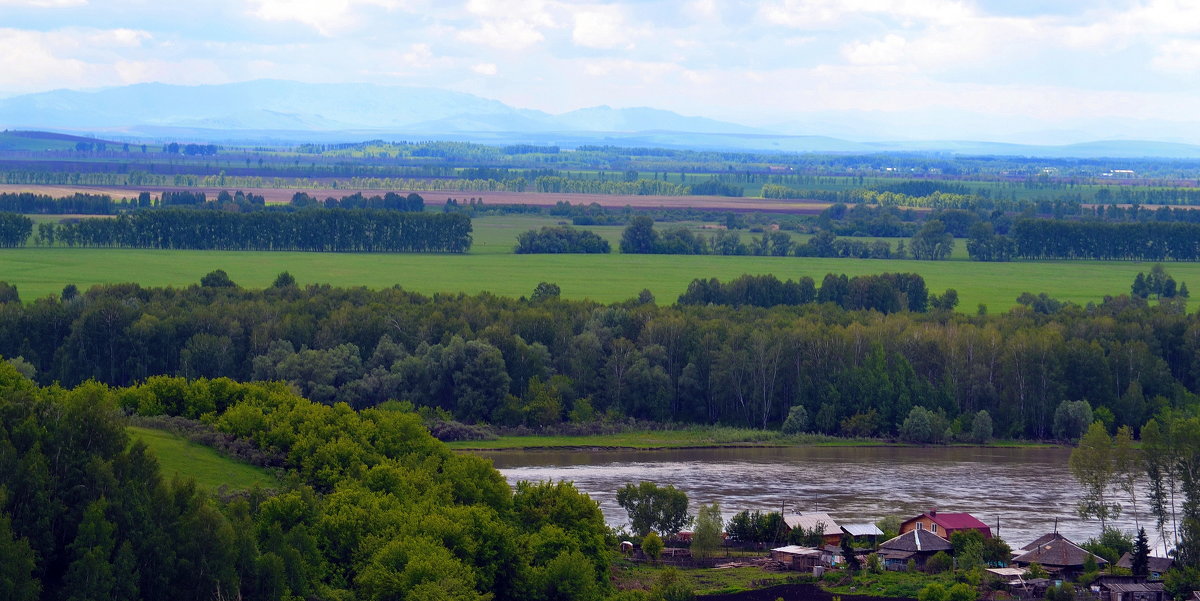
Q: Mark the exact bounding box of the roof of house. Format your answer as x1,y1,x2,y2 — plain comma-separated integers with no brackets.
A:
1023,533,1069,551
1102,583,1165,594
904,510,992,535
880,528,953,553
1013,534,1108,568
843,523,884,537
1116,552,1174,573
785,513,842,536
771,545,822,556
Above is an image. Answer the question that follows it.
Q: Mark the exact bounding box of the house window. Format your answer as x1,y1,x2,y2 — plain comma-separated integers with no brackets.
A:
917,523,925,531
931,524,939,534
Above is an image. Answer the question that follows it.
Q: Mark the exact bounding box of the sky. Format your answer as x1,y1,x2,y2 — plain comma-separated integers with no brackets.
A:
2,0,1200,140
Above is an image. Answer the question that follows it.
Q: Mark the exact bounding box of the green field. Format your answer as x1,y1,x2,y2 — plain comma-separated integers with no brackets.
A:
127,426,279,491
0,241,1191,311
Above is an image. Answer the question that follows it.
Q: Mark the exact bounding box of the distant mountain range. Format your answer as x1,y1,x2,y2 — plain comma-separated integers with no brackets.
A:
3,79,1200,159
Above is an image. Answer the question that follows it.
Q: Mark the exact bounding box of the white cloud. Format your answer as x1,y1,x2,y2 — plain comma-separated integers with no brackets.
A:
842,33,907,65
248,0,407,35
572,5,635,49
0,0,86,5
472,62,498,75
456,18,546,50
1152,39,1200,73
0,27,209,94
758,0,974,28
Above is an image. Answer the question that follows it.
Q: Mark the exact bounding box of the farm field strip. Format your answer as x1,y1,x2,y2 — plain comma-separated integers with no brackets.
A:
0,246,1187,310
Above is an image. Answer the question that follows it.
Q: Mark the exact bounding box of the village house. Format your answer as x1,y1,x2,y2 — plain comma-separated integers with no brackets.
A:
1115,553,1174,581
1013,532,1107,581
784,513,843,546
900,508,992,540
877,528,953,570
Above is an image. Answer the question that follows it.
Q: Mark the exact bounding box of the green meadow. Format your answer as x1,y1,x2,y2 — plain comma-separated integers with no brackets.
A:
0,214,1189,309
126,426,279,491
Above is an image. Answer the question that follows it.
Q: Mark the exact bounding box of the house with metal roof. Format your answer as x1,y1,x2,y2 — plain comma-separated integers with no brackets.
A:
784,513,843,546
842,522,884,546
900,508,992,540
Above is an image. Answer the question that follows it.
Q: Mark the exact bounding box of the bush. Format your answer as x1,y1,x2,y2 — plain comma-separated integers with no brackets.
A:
926,551,953,573
642,531,664,562
782,405,809,435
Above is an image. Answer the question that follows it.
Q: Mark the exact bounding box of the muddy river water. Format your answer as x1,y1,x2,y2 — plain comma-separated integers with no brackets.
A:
478,445,1171,552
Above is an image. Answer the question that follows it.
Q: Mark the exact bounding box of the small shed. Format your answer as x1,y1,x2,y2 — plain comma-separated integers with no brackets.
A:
1116,553,1174,581
1096,581,1165,601
842,523,884,546
770,545,823,570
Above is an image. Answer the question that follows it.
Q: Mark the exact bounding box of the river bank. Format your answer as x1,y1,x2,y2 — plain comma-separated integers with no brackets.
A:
445,427,1062,451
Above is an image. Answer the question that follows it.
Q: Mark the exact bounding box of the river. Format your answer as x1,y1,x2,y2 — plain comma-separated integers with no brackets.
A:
479,445,1171,553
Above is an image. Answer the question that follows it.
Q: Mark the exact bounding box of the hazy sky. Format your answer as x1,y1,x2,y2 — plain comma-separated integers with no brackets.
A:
2,0,1199,129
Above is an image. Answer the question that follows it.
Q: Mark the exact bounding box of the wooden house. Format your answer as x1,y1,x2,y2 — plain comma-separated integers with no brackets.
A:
1013,533,1107,581
878,528,953,570
784,513,843,546
1116,553,1174,581
900,509,992,539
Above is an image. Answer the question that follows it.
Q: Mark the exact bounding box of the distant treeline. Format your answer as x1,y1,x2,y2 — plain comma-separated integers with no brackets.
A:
34,209,471,253
514,226,611,254
1010,219,1200,261
0,192,124,214
678,272,937,313
0,212,32,247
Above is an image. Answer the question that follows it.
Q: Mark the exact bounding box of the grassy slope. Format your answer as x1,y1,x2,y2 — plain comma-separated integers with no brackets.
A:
127,426,278,490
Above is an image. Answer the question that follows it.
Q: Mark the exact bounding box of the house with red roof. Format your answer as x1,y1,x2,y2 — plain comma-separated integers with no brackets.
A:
899,509,992,540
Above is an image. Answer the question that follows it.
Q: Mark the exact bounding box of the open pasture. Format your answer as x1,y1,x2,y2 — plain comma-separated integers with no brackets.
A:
0,244,1185,311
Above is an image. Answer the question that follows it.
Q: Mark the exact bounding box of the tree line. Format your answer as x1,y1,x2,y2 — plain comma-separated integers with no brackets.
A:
0,363,618,601
0,192,124,214
677,272,945,314
515,226,612,254
31,209,471,253
0,275,1195,439
0,213,32,247
1009,219,1200,261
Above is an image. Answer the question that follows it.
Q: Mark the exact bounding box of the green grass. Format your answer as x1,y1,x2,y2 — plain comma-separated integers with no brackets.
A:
127,426,279,491
825,569,956,598
1,243,1196,312
613,561,794,596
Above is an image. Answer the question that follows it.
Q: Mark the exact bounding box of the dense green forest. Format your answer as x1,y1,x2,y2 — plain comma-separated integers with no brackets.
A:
32,209,472,253
0,275,1196,439
0,364,617,601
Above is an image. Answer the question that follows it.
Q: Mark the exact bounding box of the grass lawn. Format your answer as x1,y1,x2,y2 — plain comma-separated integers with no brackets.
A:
127,426,279,491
